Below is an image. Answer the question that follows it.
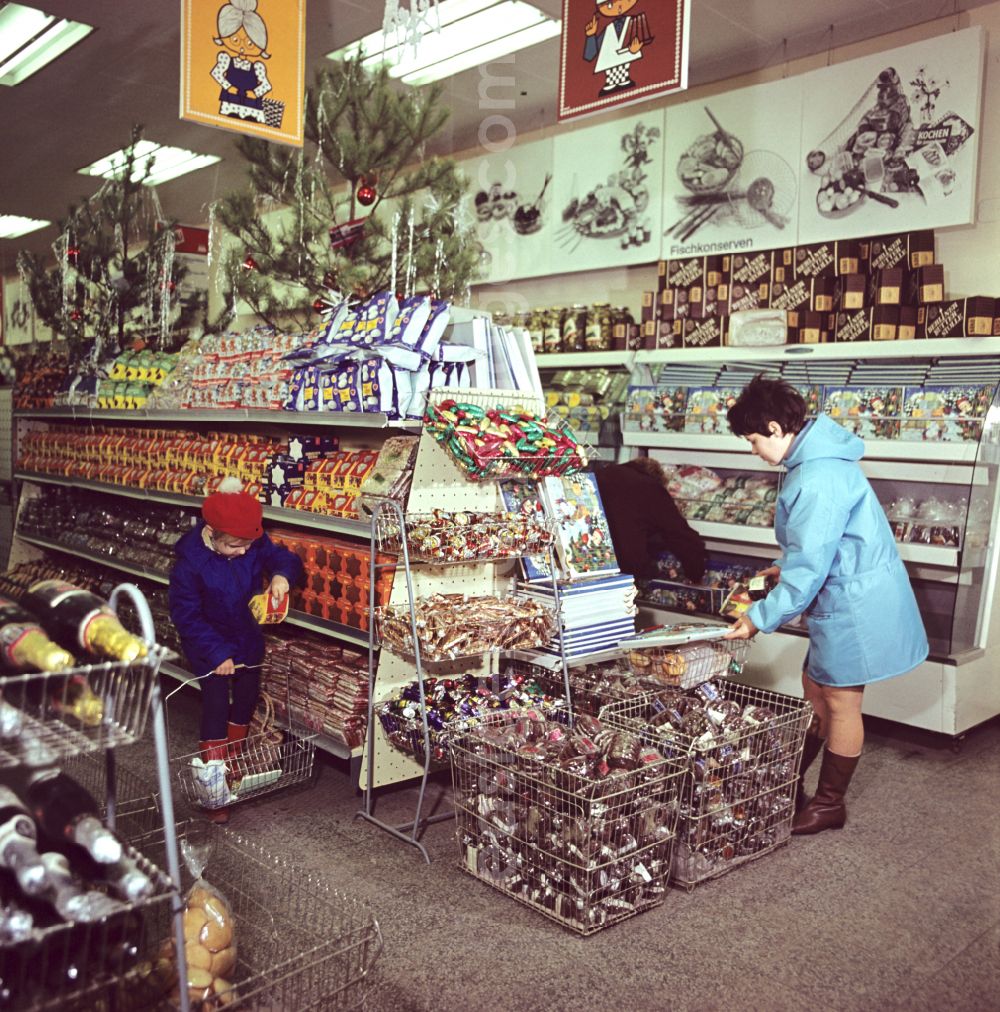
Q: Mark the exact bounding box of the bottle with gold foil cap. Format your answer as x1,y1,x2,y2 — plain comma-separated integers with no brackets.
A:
21,581,148,663
0,597,75,673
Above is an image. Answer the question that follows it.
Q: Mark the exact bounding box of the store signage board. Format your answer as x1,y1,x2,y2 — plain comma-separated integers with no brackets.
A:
557,0,689,123
180,0,306,148
795,25,985,246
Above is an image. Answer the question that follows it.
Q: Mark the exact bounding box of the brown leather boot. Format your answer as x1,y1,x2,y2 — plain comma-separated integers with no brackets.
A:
791,749,859,835
226,722,251,779
199,739,231,824
795,730,825,813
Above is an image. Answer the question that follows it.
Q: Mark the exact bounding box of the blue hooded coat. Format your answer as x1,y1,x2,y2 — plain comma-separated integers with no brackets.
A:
168,522,302,676
747,414,928,686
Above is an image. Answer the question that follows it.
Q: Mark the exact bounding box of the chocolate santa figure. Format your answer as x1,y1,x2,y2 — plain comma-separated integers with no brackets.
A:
583,0,653,96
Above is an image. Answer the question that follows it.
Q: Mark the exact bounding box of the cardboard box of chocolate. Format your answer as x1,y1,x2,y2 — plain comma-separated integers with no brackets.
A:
907,230,936,269
837,274,870,311
915,299,993,339
794,241,836,280
769,277,812,314
642,320,658,349
772,248,796,286
684,316,727,349
965,297,996,336
868,233,909,271
898,305,918,340
665,257,707,291
704,255,729,288
641,290,657,323
871,306,901,341
835,307,873,342
811,277,838,313
690,284,723,319
835,239,866,276
658,319,684,349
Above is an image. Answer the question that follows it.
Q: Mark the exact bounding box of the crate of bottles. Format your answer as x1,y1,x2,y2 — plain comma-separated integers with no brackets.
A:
450,710,687,935
599,680,812,888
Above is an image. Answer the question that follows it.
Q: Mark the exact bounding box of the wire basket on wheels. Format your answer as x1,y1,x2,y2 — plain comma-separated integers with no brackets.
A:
450,710,688,935
0,647,171,768
130,820,384,1011
600,680,813,888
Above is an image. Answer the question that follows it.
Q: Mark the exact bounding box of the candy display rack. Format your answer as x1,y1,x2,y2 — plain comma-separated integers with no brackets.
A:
0,583,194,1012
358,388,576,863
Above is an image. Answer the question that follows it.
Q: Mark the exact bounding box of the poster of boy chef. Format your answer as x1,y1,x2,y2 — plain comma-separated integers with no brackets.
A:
559,0,690,121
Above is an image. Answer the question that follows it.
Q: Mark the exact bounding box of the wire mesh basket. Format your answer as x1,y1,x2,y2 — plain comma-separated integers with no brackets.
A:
524,657,660,718
450,710,687,935
423,396,590,484
130,820,384,1011
375,593,556,663
173,722,317,813
373,507,555,565
599,681,813,888
0,840,176,1011
625,637,751,690
0,647,171,768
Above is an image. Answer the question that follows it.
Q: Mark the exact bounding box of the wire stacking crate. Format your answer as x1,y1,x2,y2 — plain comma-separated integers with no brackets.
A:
526,657,667,718
0,837,176,1012
600,680,813,889
624,634,752,691
172,707,317,815
0,647,171,768
130,820,384,1011
450,710,688,935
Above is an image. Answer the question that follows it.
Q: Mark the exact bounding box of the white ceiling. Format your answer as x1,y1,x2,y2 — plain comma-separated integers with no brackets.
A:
0,0,991,264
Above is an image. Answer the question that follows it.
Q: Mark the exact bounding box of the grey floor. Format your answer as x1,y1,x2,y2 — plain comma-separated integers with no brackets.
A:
128,681,1000,1012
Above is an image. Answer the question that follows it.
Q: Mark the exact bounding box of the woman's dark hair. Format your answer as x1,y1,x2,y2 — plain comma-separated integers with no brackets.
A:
727,375,807,437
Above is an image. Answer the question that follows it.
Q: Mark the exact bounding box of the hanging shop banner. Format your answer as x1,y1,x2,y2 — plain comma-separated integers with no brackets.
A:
558,0,689,123
662,78,804,261
550,111,664,273
795,25,985,245
180,0,306,147
461,135,557,284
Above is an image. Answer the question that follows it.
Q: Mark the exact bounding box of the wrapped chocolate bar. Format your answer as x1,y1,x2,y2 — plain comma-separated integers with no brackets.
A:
599,680,812,888
376,593,555,662
450,711,686,934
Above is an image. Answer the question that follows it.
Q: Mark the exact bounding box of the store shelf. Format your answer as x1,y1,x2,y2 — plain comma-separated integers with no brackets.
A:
13,406,419,429
14,472,370,538
15,532,171,584
621,430,980,462
284,611,370,649
535,351,635,369
508,646,625,670
634,337,1000,365
160,660,360,760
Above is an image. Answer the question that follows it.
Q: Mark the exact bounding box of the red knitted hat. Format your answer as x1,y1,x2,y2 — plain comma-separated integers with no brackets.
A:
202,478,263,540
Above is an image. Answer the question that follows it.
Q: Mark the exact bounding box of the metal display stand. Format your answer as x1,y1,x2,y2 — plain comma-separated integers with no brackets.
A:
357,391,575,862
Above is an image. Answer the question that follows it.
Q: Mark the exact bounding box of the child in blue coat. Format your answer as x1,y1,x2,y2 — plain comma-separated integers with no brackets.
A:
724,377,928,835
169,478,302,822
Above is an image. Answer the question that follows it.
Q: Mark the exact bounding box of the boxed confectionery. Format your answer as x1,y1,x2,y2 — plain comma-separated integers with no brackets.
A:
911,264,945,304
728,251,772,299
768,277,811,314
703,254,728,287
835,307,874,342
641,320,658,349
771,248,796,286
657,319,683,349
837,273,869,310
266,454,308,487
918,298,995,339
835,239,866,276
868,233,909,271
684,316,727,349
810,276,838,312
665,256,709,291
898,305,918,340
287,434,339,461
659,287,690,320
641,290,657,322
869,267,914,306
690,283,722,320
871,306,902,341
907,229,936,269
794,241,836,280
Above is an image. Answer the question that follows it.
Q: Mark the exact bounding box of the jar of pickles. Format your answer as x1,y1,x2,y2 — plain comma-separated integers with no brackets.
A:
562,304,587,352
526,309,545,354
542,307,564,354
586,303,613,350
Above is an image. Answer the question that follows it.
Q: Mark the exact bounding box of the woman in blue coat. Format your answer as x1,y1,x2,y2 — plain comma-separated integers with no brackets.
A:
724,376,928,835
169,478,302,822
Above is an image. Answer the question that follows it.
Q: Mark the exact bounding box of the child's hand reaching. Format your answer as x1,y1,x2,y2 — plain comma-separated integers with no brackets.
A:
213,657,235,676
269,575,290,608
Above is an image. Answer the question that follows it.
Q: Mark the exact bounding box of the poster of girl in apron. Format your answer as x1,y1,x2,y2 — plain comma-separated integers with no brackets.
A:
211,0,279,127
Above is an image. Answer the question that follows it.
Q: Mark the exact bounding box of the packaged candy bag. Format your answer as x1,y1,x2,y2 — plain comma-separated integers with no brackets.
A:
249,591,290,625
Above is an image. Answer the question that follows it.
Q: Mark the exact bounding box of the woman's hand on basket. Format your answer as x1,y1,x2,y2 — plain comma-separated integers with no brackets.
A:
724,615,758,641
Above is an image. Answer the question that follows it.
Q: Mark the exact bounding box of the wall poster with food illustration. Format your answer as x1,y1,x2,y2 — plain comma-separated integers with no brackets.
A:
461,135,556,283
550,113,664,273
661,77,803,258
796,26,984,243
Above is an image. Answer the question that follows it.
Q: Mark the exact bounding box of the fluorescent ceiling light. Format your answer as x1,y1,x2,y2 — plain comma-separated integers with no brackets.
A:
0,214,51,239
79,141,221,187
327,0,560,86
0,3,93,87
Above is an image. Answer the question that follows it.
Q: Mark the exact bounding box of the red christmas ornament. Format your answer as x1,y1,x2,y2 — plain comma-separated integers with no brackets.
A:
312,298,327,313
67,245,80,265
356,182,377,207
242,254,258,271
70,309,81,321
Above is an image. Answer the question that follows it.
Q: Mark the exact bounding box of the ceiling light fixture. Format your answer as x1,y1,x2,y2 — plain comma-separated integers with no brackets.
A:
327,0,560,87
0,3,93,87
78,141,221,187
0,214,51,239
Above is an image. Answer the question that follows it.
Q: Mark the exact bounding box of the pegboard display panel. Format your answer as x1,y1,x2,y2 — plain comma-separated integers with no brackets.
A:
361,428,526,790
0,389,12,481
